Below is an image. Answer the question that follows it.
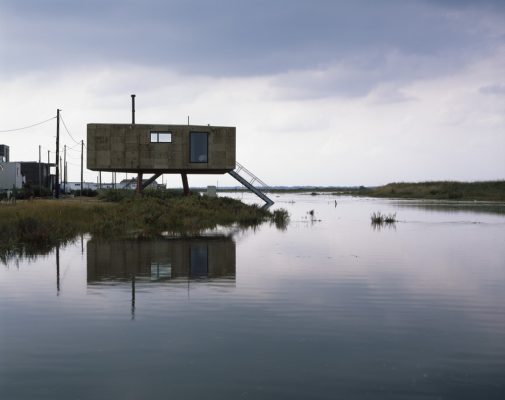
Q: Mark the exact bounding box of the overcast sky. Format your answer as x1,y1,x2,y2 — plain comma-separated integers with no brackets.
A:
1,0,504,186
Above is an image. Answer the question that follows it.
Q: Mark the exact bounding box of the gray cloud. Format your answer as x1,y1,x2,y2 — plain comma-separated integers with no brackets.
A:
0,0,503,98
479,84,505,95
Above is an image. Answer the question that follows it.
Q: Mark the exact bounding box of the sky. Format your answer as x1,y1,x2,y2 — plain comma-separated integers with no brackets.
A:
0,0,504,187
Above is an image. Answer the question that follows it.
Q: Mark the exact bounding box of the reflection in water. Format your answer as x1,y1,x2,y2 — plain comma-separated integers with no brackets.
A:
87,237,236,318
87,237,236,283
370,220,397,231
394,200,505,216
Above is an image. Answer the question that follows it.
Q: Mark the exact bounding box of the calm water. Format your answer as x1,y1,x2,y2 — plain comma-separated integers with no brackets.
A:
1,194,505,400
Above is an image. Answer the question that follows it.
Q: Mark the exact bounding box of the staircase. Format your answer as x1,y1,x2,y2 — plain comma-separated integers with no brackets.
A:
228,162,274,208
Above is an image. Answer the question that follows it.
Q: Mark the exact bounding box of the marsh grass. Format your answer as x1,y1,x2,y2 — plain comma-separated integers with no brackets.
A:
272,209,290,230
0,196,289,260
371,211,397,225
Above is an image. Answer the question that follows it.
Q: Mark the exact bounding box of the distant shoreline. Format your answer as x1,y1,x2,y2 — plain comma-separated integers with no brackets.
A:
217,180,505,202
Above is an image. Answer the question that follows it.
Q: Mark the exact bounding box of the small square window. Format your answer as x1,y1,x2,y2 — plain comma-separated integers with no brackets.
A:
150,131,172,143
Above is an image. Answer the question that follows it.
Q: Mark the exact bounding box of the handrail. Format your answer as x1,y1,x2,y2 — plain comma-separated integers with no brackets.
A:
235,162,271,190
229,162,274,208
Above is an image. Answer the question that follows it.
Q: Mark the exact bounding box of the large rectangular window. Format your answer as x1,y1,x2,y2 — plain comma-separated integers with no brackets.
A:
150,131,172,143
190,132,208,163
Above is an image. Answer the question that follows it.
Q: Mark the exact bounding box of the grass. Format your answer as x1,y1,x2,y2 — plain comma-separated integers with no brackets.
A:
370,211,397,224
0,195,289,261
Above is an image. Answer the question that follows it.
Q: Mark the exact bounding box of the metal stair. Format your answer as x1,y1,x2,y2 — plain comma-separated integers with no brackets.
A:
228,162,274,208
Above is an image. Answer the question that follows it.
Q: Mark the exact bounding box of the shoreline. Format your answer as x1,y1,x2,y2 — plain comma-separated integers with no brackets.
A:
0,194,288,260
218,180,505,202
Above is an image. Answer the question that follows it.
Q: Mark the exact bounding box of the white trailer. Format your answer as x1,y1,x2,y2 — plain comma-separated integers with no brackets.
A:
0,162,23,190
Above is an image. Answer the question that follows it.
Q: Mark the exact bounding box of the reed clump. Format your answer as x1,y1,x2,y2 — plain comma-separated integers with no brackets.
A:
272,209,290,230
370,211,397,224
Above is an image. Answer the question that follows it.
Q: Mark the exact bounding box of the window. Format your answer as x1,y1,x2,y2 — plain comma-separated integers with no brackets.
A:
150,131,172,143
190,132,208,163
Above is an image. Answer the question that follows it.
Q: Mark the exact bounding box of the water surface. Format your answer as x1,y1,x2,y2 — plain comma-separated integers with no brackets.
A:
1,194,504,399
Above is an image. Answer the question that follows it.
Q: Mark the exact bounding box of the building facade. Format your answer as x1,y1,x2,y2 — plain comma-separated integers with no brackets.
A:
87,123,236,174
20,162,52,190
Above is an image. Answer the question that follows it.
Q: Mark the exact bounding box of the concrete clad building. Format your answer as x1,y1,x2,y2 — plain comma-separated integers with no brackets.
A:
86,115,273,206
87,123,236,174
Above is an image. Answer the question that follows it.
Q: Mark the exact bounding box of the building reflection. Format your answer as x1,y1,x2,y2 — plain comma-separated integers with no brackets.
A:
87,236,236,319
86,237,236,284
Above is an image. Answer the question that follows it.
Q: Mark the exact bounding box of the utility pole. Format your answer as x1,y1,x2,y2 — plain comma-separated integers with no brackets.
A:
55,109,60,198
59,156,62,191
38,145,41,195
80,140,84,197
63,145,66,194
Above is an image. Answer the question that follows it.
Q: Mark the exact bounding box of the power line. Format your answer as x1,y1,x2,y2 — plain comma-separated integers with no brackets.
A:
67,142,81,150
65,152,81,160
59,113,80,145
0,116,56,133
65,145,81,153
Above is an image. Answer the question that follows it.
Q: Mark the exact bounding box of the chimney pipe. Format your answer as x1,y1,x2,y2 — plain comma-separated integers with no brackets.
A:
131,94,136,124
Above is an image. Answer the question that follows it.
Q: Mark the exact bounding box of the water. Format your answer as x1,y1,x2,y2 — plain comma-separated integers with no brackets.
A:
1,194,504,399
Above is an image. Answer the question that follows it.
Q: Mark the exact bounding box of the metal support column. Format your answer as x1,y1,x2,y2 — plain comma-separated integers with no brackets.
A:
181,173,190,196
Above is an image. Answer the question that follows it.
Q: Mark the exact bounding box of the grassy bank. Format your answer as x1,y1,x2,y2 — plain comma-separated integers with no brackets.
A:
346,181,505,202
0,194,287,260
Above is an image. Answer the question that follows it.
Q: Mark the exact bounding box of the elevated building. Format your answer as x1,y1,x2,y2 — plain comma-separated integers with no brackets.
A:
86,98,273,206
87,123,238,196
87,123,235,174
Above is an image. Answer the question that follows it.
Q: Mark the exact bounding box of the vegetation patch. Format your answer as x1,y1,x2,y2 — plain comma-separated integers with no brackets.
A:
0,195,288,261
371,211,397,225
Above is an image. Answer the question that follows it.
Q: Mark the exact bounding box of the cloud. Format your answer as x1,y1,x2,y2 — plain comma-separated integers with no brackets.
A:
1,0,503,86
0,1,504,186
479,84,505,95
